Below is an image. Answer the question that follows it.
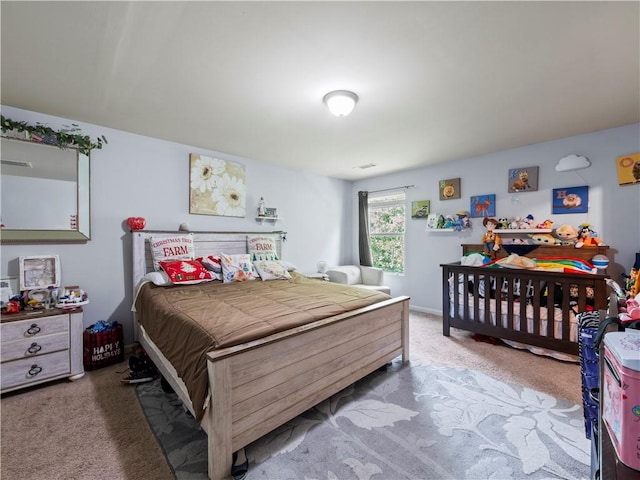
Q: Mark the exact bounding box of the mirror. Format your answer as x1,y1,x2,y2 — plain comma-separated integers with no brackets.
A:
1,137,90,243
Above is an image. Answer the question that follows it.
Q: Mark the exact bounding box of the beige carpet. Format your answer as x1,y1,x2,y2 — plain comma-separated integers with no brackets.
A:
1,312,583,479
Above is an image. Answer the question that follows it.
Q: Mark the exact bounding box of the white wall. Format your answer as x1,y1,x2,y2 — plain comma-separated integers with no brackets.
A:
352,123,640,314
1,106,352,343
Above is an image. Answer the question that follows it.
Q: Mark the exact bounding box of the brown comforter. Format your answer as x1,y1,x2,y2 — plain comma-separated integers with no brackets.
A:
135,272,390,421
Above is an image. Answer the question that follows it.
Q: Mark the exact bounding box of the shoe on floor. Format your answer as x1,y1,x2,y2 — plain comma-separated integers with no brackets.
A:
121,368,156,384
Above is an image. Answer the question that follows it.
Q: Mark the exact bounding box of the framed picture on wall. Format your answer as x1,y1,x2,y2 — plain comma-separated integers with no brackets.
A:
508,166,539,192
616,153,640,186
411,200,430,218
438,178,461,200
552,185,589,214
470,194,496,218
19,255,61,291
189,153,247,217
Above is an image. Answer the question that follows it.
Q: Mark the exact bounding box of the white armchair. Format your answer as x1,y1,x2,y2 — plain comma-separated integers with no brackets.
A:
325,265,391,295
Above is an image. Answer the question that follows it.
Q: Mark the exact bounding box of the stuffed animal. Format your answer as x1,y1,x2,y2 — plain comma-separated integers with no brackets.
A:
498,218,509,229
555,224,579,245
528,233,558,245
523,214,535,228
536,219,554,230
481,218,502,259
509,216,522,229
575,223,604,248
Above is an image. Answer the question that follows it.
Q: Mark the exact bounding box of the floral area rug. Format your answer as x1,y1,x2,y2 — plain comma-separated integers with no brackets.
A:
136,361,590,479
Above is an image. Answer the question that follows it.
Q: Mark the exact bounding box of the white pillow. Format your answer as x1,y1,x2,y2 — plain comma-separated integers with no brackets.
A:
142,271,172,286
253,260,292,281
279,260,298,271
149,234,195,271
247,235,279,261
220,253,258,283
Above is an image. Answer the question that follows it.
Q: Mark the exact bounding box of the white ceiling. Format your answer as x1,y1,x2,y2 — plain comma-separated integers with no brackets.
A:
2,1,639,181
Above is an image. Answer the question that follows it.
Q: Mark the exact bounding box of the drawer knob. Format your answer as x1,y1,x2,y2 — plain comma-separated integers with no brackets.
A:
26,324,42,336
28,364,43,377
27,342,42,354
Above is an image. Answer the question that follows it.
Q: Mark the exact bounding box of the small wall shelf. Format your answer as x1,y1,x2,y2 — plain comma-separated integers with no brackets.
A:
255,217,281,222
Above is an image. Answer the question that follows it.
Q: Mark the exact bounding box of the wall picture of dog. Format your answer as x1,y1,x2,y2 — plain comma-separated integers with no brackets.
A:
552,185,589,214
508,166,539,192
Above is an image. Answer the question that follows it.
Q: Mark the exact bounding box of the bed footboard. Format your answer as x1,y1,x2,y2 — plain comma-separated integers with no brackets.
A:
204,295,410,480
441,262,608,355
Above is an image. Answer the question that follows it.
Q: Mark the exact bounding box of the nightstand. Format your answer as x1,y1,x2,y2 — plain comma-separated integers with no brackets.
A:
1,308,84,393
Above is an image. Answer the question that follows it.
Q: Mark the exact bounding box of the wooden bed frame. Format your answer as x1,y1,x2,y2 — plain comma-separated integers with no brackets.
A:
131,230,410,480
441,244,610,356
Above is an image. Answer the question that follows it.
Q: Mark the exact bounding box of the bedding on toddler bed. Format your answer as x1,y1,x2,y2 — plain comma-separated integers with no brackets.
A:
134,272,391,420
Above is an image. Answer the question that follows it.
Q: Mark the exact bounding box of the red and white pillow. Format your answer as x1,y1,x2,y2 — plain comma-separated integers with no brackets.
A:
197,255,223,281
150,234,195,271
159,259,214,285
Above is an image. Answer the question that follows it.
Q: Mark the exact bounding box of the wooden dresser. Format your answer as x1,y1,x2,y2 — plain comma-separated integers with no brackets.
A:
1,308,84,393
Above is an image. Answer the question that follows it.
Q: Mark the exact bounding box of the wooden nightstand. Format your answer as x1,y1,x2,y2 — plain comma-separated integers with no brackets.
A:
1,308,84,393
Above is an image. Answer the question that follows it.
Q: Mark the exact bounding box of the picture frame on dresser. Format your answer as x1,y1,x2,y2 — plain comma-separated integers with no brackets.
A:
19,255,61,291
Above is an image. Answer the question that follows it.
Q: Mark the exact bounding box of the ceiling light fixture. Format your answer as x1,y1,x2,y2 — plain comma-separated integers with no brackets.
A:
323,90,358,117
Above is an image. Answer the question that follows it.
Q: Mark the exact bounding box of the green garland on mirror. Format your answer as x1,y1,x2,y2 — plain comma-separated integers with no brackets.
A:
0,115,107,156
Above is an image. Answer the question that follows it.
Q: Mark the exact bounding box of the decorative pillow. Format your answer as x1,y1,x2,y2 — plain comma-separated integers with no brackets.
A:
247,235,279,261
159,260,214,285
220,253,257,283
150,234,195,271
253,260,292,281
197,255,223,281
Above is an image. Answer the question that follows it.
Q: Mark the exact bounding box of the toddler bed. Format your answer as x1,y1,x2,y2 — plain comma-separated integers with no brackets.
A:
441,244,610,358
131,230,410,480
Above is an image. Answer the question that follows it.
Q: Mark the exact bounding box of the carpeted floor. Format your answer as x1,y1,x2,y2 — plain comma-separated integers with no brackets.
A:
1,312,587,479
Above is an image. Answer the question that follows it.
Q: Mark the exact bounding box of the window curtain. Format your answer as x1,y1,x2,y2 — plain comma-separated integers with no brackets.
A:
358,191,373,267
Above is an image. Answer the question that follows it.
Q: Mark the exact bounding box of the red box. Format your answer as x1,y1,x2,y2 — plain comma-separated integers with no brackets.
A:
602,329,640,470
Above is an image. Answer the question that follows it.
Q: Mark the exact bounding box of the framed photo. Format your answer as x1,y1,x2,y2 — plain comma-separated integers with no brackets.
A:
265,207,277,218
470,194,496,218
189,153,246,217
552,185,589,214
0,276,18,307
439,178,461,200
616,153,640,186
411,200,430,218
19,255,61,291
508,166,539,192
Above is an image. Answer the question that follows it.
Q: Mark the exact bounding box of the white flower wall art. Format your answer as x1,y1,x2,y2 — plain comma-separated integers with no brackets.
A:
189,154,246,217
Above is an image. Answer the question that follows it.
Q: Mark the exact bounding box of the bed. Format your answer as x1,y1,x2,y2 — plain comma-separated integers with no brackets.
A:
131,230,410,480
441,244,610,358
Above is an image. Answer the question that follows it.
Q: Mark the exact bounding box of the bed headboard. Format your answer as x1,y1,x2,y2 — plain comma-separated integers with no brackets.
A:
131,230,284,289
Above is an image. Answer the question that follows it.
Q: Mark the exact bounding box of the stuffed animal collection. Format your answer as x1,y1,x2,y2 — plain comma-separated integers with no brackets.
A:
484,215,606,249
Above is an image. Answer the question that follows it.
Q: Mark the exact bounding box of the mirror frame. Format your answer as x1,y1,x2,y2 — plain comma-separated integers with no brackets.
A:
1,137,90,244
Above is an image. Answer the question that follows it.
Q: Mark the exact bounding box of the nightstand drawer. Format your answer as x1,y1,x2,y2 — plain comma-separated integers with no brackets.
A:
1,350,70,391
1,332,69,363
1,314,68,342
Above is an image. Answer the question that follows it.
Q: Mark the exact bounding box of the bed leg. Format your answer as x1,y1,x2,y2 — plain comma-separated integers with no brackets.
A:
207,358,233,480
401,299,410,363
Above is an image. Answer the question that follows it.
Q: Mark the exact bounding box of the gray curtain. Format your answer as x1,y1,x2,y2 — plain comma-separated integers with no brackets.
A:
358,191,373,266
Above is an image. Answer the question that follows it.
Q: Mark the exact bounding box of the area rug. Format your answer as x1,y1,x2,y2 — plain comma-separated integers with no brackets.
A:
136,361,590,479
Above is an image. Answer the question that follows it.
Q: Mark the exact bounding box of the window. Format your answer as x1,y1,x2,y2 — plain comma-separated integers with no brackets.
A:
368,191,405,273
